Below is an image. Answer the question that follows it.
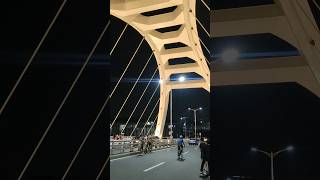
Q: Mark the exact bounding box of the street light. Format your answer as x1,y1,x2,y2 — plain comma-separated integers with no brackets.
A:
168,75,186,140
178,76,185,82
188,107,202,138
180,117,189,138
251,146,294,180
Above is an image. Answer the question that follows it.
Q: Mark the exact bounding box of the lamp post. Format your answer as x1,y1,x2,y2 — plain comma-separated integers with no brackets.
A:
188,107,202,138
168,76,186,140
251,146,294,180
180,117,189,138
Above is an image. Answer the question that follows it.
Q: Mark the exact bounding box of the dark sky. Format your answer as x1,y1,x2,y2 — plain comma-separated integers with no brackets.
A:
4,0,110,179
211,83,320,180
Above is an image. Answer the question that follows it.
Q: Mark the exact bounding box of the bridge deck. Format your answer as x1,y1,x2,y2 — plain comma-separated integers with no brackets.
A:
110,145,208,180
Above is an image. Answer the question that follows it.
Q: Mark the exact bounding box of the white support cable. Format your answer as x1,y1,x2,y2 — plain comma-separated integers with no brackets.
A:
17,20,110,180
190,11,210,37
110,52,152,128
146,114,158,135
312,0,320,12
110,23,128,55
119,53,154,133
95,155,110,180
129,84,160,136
204,57,211,65
200,0,211,11
96,90,159,180
120,67,158,134
196,17,210,37
0,0,68,115
199,38,211,65
108,37,144,102
199,38,210,55
139,98,160,136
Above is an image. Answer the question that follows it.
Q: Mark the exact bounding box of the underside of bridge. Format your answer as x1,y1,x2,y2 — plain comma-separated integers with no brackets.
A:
110,0,210,138
211,0,320,97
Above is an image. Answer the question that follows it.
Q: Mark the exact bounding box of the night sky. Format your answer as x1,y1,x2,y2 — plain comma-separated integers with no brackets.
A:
4,0,110,179
211,83,320,180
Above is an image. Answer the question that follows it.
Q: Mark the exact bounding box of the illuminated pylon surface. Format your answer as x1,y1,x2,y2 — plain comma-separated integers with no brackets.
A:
212,0,320,96
111,0,210,138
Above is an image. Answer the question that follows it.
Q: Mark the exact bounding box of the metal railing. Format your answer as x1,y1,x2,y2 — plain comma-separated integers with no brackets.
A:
110,138,176,155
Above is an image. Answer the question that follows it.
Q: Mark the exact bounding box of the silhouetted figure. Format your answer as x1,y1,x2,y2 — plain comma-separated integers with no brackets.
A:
177,135,185,160
199,137,208,176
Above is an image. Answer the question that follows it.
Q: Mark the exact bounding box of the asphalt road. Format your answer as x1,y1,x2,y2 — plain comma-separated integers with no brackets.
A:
110,145,209,180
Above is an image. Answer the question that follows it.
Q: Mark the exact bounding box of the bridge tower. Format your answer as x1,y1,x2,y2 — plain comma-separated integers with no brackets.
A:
111,0,210,138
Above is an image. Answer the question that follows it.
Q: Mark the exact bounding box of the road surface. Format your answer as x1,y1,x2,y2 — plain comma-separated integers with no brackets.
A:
110,145,209,180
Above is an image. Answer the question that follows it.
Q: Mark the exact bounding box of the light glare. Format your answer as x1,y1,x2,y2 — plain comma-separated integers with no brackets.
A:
178,76,185,82
221,48,239,61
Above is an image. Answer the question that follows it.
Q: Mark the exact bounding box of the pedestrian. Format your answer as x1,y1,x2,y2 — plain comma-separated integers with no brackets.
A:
204,138,210,177
199,137,208,176
139,136,145,154
177,135,185,160
147,136,152,153
143,136,148,154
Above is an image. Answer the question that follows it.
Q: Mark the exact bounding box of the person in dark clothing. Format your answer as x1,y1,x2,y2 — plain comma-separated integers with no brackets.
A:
177,135,185,160
204,138,210,177
199,137,208,176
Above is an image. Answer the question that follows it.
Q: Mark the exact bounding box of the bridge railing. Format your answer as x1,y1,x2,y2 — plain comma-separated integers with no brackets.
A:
110,138,177,155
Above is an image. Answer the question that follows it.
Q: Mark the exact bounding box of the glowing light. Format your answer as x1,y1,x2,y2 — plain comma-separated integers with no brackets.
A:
287,145,294,151
251,147,258,152
221,48,239,61
178,76,185,82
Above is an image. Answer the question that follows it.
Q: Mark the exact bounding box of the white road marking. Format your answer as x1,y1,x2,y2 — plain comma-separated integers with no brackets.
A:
111,154,136,162
143,162,166,172
183,151,189,155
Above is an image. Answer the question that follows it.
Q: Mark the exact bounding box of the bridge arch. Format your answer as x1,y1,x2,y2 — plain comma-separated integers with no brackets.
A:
110,0,210,138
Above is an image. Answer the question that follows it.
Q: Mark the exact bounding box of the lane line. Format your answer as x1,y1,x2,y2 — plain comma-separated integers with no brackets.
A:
183,151,189,155
143,162,166,172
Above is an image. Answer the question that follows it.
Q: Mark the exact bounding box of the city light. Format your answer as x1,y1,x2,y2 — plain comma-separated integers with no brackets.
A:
159,79,163,84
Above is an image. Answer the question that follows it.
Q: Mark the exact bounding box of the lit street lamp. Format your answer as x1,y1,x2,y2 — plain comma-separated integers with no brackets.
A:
169,76,185,140
188,107,202,138
180,117,189,138
251,146,294,180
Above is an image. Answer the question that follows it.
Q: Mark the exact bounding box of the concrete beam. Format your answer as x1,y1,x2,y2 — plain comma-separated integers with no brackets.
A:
212,64,320,97
212,16,299,48
211,4,284,23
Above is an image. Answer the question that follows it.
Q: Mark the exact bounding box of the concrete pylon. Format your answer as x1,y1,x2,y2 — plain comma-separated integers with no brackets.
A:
110,0,210,138
211,0,320,97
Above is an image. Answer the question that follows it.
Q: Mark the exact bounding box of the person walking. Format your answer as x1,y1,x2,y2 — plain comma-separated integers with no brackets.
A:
199,137,208,176
203,138,210,177
177,135,185,160
139,136,144,154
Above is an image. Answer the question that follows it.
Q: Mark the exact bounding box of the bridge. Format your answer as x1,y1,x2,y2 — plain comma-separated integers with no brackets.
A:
3,0,320,179
110,144,205,180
